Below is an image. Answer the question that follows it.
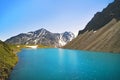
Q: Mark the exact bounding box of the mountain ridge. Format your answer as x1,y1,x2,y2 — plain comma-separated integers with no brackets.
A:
64,0,120,53
5,28,75,47
78,0,120,35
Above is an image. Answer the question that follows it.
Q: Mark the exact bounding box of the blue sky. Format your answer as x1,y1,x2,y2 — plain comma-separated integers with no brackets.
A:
0,0,114,41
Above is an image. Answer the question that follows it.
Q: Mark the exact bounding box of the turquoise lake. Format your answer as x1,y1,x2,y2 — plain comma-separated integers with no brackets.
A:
9,48,120,80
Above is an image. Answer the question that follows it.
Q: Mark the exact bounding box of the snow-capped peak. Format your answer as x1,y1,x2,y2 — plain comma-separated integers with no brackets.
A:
5,28,75,47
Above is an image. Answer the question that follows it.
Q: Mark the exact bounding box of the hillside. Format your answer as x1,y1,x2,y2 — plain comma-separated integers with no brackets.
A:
78,0,120,35
5,28,75,47
0,40,18,80
64,0,120,53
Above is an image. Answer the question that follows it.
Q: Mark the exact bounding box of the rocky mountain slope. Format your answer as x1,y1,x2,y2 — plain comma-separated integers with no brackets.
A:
64,0,120,53
5,28,75,47
0,40,18,80
78,0,120,35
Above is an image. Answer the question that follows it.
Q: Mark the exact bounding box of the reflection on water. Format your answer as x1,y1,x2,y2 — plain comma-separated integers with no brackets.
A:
58,49,78,74
67,50,78,69
58,49,64,64
9,48,120,80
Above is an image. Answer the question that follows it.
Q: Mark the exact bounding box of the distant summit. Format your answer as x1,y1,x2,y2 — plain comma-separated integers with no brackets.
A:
5,28,75,47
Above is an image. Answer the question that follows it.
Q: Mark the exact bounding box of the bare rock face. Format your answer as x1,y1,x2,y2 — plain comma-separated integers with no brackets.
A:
64,0,120,53
78,0,120,35
5,28,75,47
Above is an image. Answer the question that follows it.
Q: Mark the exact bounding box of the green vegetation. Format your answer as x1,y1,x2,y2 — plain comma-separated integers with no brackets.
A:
0,41,18,80
8,44,51,49
37,44,52,48
0,41,51,80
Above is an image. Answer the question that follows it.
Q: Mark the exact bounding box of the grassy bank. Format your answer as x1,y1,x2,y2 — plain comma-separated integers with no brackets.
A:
0,41,18,80
0,42,51,80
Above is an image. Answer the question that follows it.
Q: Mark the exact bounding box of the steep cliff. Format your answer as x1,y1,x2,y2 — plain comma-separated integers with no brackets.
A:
64,0,120,53
78,0,120,35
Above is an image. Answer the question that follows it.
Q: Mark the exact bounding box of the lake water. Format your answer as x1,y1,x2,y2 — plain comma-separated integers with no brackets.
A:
9,48,120,80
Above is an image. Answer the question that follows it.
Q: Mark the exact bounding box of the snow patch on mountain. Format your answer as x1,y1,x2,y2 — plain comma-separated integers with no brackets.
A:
5,28,75,47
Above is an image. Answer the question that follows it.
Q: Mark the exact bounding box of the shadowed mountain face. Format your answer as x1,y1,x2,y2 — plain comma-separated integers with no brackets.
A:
5,28,75,47
64,0,120,53
78,0,120,35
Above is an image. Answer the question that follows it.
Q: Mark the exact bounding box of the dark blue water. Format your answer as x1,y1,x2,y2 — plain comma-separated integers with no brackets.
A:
9,48,120,80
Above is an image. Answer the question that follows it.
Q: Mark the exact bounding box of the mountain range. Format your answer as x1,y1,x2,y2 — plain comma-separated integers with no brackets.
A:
64,0,120,53
5,28,75,47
